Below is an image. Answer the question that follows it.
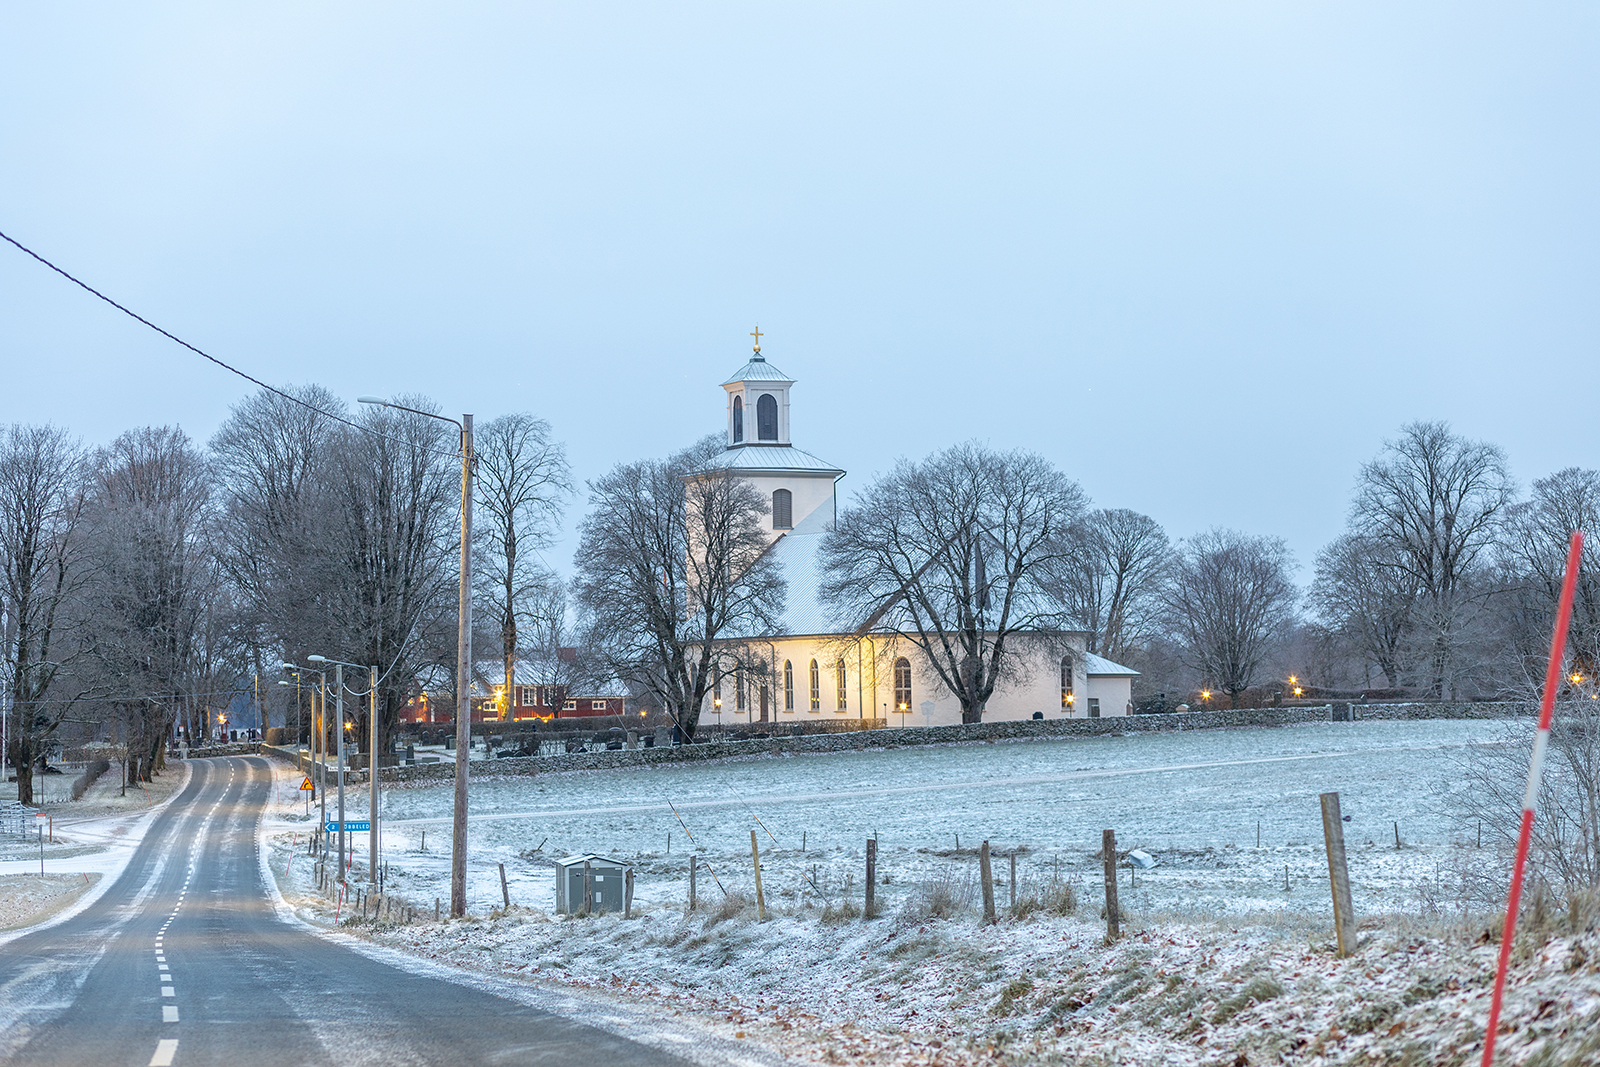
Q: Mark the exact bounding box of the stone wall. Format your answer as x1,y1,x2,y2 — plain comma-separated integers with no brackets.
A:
255,700,1555,784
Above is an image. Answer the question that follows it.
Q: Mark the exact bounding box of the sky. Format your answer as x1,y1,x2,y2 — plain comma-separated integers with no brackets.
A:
2,3,1597,581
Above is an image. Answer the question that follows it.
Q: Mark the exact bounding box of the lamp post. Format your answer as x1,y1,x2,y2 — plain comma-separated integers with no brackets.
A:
283,663,328,829
359,394,473,916
310,656,379,885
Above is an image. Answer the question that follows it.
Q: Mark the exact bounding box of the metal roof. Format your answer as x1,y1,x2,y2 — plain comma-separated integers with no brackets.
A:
719,444,844,476
722,354,795,385
1083,651,1140,676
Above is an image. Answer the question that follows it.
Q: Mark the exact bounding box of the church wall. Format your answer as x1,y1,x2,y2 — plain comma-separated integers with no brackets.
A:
739,472,837,537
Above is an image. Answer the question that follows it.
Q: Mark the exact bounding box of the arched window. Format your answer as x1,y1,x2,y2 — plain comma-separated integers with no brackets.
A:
1060,656,1074,710
756,393,778,440
808,659,820,710
784,660,795,711
893,657,912,712
736,668,745,712
772,488,793,529
836,659,848,711
732,396,744,443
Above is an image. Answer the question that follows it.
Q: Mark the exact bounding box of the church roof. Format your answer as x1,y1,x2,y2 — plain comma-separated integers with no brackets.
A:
762,530,849,636
722,354,794,385
1083,651,1140,677
718,443,844,476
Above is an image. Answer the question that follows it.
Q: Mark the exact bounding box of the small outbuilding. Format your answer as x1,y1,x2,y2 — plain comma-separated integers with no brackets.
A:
553,854,631,915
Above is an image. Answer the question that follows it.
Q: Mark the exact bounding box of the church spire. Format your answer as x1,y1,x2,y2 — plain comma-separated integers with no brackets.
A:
749,326,764,360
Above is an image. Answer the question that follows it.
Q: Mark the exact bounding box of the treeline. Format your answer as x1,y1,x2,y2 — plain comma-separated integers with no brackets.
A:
6,389,1592,801
2,386,572,803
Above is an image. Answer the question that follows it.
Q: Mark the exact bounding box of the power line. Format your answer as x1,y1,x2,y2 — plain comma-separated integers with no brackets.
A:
0,227,456,459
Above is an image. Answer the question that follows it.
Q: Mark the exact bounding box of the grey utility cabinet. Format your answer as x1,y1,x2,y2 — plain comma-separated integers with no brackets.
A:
554,854,630,915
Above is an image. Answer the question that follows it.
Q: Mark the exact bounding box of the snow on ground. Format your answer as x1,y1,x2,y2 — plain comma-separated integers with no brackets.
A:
0,873,102,931
259,719,1600,1065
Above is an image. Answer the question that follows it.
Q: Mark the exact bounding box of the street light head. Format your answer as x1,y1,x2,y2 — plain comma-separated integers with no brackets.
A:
280,662,298,671
357,395,389,406
308,655,327,663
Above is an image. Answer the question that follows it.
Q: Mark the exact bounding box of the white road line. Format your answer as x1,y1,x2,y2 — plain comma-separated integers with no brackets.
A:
158,964,168,971
149,1038,178,1066
161,986,174,997
162,1005,178,1023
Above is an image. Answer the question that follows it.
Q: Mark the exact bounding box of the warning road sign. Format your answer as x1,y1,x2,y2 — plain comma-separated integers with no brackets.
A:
299,777,314,791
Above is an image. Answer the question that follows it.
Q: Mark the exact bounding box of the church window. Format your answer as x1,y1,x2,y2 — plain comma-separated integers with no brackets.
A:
736,668,745,711
756,393,778,440
784,661,794,711
893,657,912,713
732,396,744,443
808,659,820,711
772,489,792,529
836,660,848,711
1060,657,1074,710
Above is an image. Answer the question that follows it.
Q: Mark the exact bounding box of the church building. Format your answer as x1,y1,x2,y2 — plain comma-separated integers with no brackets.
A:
699,340,1138,728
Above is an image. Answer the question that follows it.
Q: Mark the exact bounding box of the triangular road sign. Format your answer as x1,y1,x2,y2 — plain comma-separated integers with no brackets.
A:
299,776,314,791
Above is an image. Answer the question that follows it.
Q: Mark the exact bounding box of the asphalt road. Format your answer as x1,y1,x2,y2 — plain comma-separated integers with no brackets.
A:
0,756,695,1067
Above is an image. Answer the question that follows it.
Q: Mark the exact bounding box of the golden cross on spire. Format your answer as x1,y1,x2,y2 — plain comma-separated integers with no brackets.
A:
750,326,762,352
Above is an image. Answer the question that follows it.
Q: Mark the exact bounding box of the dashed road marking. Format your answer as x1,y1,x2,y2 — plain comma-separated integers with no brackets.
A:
161,986,174,997
162,1005,178,1023
149,1038,178,1066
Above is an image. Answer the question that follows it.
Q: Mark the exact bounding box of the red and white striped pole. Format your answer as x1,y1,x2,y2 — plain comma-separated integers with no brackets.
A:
1480,529,1584,1067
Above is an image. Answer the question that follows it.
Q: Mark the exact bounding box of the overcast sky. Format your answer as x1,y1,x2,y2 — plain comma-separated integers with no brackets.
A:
2,3,1596,580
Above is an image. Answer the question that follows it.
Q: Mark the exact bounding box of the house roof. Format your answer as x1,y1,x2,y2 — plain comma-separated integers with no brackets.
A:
722,354,794,385
1083,651,1140,676
718,444,844,476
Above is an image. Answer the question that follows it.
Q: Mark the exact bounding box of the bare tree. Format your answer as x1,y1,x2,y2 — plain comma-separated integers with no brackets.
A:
1309,532,1419,689
1041,508,1169,662
518,582,600,711
1164,528,1297,708
0,425,91,803
1352,421,1514,696
472,413,571,717
84,426,217,781
1499,467,1600,684
820,443,1086,723
573,435,783,737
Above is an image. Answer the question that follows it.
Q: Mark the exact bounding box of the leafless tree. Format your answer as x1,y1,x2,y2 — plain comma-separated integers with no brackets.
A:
1498,467,1600,686
1352,421,1514,696
1164,528,1297,708
1309,532,1419,689
820,443,1086,723
0,425,92,803
84,426,218,781
472,413,571,715
1040,508,1169,662
317,399,459,761
517,582,600,711
573,435,783,737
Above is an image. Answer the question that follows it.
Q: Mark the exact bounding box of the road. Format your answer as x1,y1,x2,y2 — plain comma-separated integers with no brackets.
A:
0,756,696,1066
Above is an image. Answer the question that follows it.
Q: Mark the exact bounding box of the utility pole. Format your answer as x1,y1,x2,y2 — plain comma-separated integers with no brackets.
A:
452,414,474,917
370,664,379,884
335,663,346,876
356,395,474,919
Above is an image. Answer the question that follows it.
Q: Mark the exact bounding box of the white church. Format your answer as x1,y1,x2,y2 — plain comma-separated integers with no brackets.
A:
699,341,1138,729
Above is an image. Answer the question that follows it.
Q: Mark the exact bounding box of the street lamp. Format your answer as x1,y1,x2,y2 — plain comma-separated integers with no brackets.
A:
284,663,329,832
310,655,380,885
360,393,474,918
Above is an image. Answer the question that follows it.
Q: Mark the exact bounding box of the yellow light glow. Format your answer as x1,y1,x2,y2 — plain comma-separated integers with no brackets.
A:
1571,673,1584,685
1065,693,1075,704
1288,675,1298,685
1293,687,1304,697
1201,690,1211,701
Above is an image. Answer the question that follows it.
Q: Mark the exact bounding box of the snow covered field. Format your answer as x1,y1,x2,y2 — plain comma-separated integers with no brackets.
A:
259,720,1600,1067
280,719,1509,923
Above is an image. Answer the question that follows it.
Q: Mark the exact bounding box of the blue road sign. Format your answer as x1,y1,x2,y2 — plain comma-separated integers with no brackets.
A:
325,821,371,832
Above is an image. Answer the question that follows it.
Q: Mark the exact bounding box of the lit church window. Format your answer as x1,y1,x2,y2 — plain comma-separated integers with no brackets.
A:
784,660,795,711
808,659,820,710
836,660,848,710
893,657,912,711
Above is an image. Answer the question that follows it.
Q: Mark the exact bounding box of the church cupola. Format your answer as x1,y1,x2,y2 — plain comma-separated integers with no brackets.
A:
723,327,795,448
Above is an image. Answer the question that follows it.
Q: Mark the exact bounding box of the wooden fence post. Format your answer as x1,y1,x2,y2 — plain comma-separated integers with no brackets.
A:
865,837,877,919
979,840,996,923
625,867,634,919
1102,829,1120,942
689,855,697,911
583,859,593,917
499,862,511,910
1320,792,1355,957
751,830,766,921
1009,852,1017,910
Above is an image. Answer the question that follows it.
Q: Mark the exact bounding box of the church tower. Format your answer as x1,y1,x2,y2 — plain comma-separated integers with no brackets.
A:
719,331,844,541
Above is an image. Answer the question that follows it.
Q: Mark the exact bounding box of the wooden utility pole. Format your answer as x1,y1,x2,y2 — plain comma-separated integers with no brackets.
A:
582,858,593,917
1102,829,1120,941
689,855,697,911
1320,792,1355,957
979,841,996,923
